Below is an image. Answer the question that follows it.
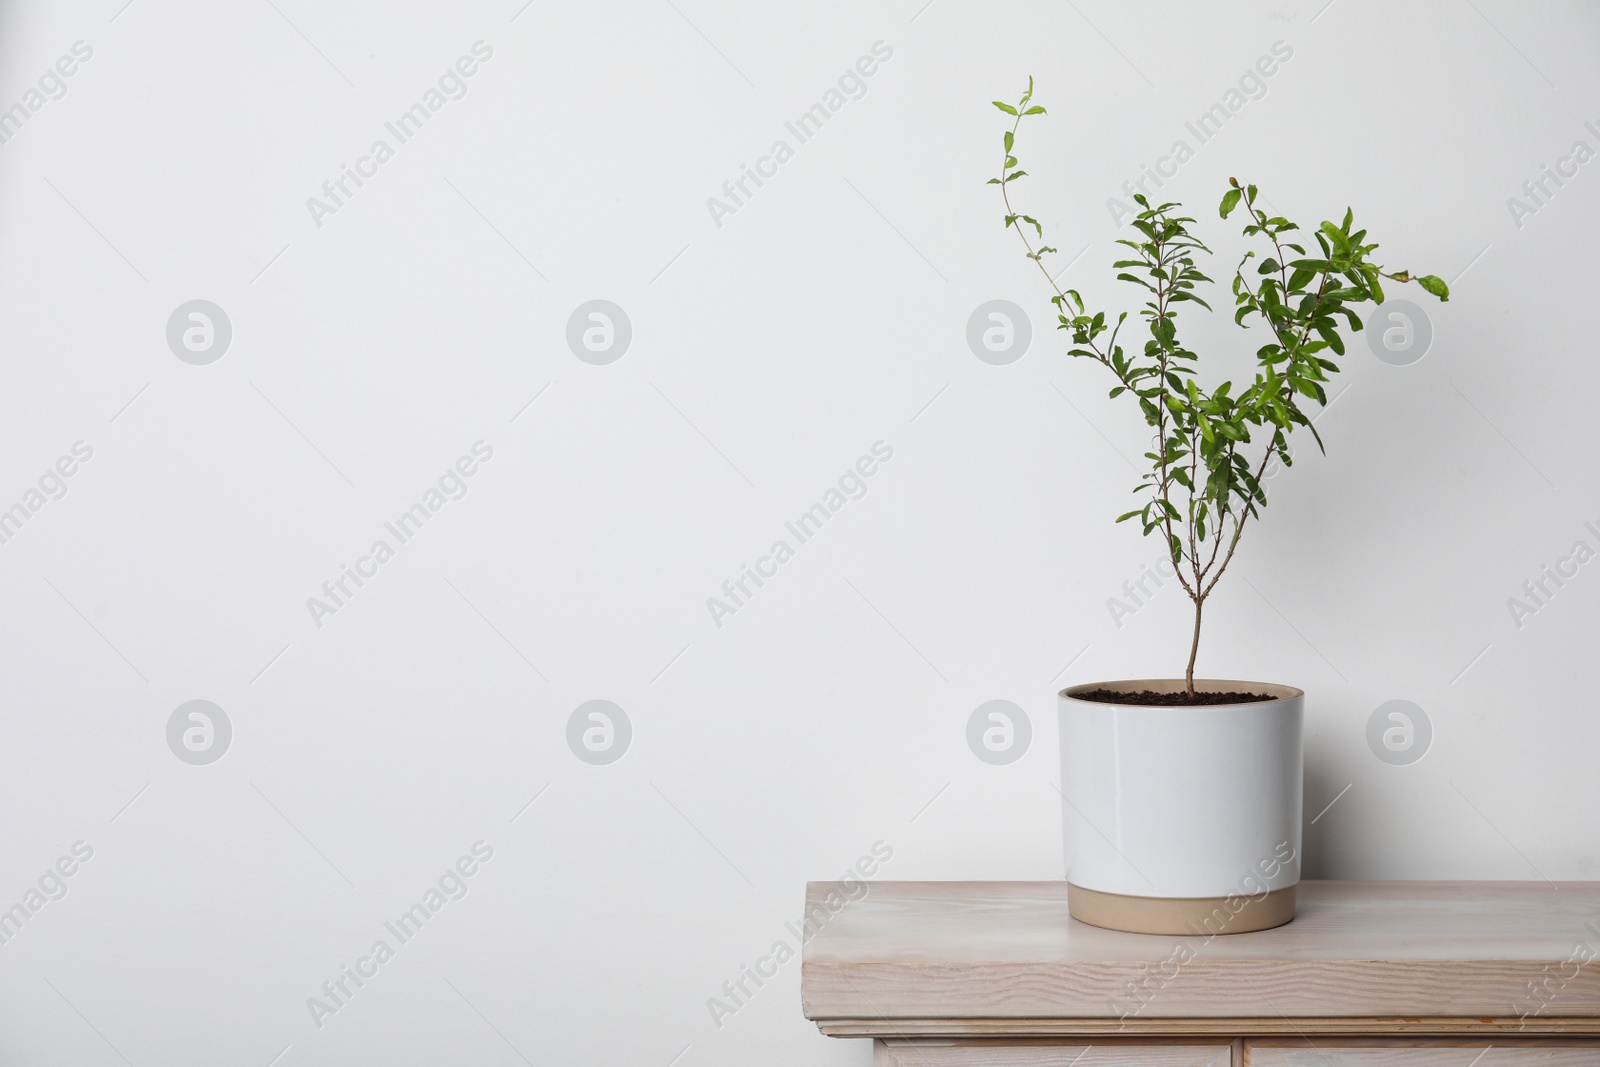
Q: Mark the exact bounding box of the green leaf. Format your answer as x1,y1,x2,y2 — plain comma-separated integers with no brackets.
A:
1003,131,1014,152
993,101,1018,115
1220,188,1242,218
1417,274,1450,301
1316,323,1345,355
1306,419,1325,455
1023,105,1046,115
1319,221,1350,253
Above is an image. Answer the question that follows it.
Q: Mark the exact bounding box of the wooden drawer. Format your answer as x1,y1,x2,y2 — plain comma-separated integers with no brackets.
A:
1244,1041,1600,1067
878,1041,1232,1067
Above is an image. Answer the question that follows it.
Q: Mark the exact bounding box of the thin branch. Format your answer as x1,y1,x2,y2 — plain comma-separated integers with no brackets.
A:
1200,440,1279,599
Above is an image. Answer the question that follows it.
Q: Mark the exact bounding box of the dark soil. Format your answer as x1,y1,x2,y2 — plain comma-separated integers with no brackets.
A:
1076,688,1277,706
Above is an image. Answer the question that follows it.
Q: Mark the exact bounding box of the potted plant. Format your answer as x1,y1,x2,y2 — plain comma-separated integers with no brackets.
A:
991,80,1449,935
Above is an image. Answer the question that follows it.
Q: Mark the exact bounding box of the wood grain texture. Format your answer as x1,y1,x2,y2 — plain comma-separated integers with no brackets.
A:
876,1040,1231,1067
1243,1040,1600,1067
872,1039,1600,1067
801,881,1600,1029
820,1020,1600,1038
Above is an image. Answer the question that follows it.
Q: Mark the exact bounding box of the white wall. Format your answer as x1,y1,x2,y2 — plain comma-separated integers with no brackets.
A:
1,0,1597,1063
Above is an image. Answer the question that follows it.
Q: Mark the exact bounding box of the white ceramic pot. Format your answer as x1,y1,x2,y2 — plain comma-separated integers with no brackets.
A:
1057,679,1303,934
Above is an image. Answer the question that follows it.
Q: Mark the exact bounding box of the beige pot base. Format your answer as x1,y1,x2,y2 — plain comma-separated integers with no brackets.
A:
1068,883,1297,935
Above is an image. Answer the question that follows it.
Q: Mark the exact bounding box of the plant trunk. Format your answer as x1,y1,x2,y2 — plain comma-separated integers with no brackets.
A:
1185,597,1203,700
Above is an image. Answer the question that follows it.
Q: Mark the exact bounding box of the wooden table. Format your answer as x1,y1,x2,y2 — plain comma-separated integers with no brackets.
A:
801,880,1600,1065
